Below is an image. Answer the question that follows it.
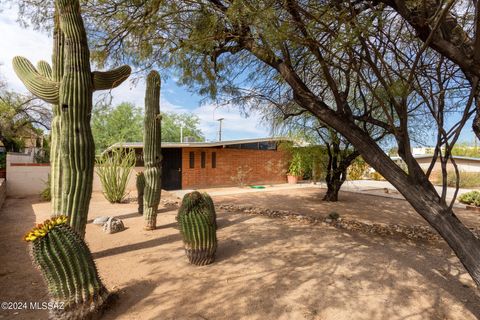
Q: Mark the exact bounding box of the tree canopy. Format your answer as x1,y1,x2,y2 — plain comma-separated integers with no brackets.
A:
92,102,205,153
13,0,480,286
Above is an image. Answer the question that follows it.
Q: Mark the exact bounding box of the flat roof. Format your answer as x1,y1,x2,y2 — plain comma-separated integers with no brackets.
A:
104,137,289,153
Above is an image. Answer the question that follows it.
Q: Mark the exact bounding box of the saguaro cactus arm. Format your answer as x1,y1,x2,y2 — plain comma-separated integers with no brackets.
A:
12,56,59,104
36,61,53,79
92,65,132,90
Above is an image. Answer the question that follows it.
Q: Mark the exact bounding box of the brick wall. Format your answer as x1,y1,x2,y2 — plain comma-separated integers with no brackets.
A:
182,147,288,189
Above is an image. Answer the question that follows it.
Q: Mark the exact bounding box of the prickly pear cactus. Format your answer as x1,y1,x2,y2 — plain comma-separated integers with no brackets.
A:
12,0,131,237
136,172,145,215
24,216,111,319
177,191,217,265
143,71,162,230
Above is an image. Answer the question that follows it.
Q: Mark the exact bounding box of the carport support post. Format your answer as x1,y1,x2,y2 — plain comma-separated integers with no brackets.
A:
143,71,162,230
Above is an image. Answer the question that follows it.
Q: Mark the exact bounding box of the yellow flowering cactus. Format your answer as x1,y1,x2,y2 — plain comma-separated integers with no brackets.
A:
24,215,68,242
24,214,110,319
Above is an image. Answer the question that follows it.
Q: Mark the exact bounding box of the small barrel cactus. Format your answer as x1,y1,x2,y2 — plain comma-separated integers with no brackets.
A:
136,172,145,215
24,216,110,319
177,191,217,265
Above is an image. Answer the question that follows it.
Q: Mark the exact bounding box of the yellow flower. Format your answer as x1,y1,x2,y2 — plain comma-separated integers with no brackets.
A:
24,215,68,242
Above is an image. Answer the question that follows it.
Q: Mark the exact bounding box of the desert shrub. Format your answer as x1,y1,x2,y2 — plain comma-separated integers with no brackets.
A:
458,191,480,207
450,172,480,188
435,171,480,188
370,171,385,181
347,157,368,180
230,165,253,187
328,211,340,220
96,147,136,203
40,174,51,201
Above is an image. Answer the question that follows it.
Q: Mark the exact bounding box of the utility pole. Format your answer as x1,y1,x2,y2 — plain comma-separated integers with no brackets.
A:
180,125,184,143
217,118,224,141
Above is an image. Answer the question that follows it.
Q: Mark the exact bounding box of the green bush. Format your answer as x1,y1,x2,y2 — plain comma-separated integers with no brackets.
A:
96,147,136,203
458,191,480,207
0,153,5,169
40,174,51,201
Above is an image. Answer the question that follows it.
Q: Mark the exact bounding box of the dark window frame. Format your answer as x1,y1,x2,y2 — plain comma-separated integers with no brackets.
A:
201,151,206,168
212,152,217,168
189,151,195,168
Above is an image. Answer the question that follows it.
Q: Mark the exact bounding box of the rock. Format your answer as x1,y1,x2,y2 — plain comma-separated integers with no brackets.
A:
93,216,110,226
102,217,125,234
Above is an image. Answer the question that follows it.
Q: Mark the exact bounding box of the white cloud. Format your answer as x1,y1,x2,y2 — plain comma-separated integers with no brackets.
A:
0,8,52,92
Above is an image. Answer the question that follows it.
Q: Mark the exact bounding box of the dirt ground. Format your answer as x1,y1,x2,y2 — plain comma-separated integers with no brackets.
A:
1,187,480,320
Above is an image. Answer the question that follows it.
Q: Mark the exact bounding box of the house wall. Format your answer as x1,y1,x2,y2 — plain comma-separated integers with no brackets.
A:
181,147,288,189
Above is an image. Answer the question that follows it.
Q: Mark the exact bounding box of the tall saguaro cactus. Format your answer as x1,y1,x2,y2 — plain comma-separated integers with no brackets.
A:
143,71,162,230
13,0,131,237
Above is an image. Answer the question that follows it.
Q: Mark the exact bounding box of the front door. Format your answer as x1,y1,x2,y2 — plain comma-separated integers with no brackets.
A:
162,148,182,190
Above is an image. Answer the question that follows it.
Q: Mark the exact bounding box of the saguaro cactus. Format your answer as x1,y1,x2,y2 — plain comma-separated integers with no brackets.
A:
143,71,162,230
42,8,64,216
177,191,217,265
24,216,110,319
13,0,131,237
136,172,145,215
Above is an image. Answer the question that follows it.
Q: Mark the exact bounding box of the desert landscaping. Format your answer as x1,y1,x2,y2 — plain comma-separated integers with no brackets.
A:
2,186,480,320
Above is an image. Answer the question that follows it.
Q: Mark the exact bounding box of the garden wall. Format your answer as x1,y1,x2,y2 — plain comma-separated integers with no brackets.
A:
6,160,143,196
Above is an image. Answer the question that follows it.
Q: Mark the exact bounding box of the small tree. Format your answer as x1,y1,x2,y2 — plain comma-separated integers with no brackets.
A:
96,147,136,203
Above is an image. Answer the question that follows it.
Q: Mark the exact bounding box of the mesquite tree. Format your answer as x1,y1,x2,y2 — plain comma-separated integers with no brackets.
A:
16,0,480,287
143,71,162,230
12,0,131,237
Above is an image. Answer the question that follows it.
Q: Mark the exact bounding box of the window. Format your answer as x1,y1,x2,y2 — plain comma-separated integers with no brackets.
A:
212,152,216,168
201,151,206,168
189,151,195,168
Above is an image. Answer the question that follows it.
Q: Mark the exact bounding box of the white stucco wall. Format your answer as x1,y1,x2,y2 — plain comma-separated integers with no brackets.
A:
6,160,143,196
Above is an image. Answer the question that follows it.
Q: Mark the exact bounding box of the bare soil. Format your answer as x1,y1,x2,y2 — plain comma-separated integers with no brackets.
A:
1,188,480,320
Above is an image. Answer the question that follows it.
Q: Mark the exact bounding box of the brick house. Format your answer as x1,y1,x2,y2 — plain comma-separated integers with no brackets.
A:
106,138,290,190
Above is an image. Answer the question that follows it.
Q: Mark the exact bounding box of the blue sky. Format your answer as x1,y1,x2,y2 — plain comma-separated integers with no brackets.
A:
1,7,478,147
0,8,271,142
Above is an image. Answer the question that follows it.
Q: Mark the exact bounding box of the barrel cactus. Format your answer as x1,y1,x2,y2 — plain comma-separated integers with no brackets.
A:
177,191,217,265
12,0,131,237
24,216,110,319
143,71,162,230
136,172,145,215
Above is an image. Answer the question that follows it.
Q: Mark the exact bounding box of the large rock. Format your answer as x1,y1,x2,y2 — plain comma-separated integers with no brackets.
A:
102,217,125,234
93,216,110,226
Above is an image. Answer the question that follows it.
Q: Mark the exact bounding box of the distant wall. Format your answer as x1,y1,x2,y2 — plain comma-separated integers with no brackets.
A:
6,155,143,196
0,178,6,208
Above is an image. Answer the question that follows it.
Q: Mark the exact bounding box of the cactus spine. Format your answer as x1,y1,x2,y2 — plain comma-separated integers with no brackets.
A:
12,0,131,237
24,216,110,319
136,172,145,215
177,191,217,265
143,71,162,230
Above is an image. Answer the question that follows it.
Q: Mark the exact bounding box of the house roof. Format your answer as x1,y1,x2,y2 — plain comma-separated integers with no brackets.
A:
103,137,290,153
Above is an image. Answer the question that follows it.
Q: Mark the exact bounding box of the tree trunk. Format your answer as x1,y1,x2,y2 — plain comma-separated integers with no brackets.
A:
248,45,480,286
323,170,346,202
